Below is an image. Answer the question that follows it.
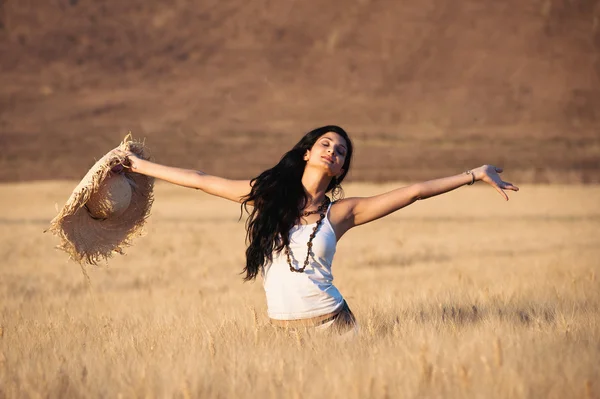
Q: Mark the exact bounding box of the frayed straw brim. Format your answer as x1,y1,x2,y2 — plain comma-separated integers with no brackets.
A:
47,134,154,265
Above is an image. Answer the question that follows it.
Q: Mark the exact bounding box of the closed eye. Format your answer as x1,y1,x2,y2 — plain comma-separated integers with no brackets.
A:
321,138,346,156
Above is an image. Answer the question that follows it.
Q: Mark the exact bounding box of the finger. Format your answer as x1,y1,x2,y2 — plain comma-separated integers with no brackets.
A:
495,166,503,173
502,182,519,191
494,185,509,201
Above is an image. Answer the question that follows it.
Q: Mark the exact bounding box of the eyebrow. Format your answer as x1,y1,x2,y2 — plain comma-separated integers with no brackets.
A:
321,136,347,150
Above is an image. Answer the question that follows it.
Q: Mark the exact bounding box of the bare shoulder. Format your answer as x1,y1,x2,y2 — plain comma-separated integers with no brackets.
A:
328,197,360,239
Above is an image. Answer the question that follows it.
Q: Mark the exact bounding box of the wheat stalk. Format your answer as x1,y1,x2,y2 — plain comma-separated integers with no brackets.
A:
367,316,376,337
294,329,303,348
249,306,259,345
420,344,433,385
181,380,192,399
458,364,471,391
494,338,503,368
207,331,216,360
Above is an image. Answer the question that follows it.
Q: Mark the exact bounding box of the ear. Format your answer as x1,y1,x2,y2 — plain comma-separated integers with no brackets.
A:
303,150,310,161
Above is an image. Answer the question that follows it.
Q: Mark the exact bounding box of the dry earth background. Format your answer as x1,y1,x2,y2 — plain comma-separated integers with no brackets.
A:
1,1,600,398
1,0,600,182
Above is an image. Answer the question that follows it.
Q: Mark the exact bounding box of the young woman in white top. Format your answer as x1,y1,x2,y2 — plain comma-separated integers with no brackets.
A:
115,126,519,334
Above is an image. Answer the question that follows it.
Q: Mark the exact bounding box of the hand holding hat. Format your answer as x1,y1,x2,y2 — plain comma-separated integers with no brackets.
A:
111,148,139,171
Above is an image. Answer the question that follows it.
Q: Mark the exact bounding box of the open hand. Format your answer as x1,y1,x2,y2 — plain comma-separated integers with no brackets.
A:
475,165,519,201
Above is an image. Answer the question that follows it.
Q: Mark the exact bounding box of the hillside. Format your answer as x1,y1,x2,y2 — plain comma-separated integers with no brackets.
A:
1,0,599,182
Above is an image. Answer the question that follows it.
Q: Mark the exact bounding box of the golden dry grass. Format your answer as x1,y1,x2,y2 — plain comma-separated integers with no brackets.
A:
0,181,599,398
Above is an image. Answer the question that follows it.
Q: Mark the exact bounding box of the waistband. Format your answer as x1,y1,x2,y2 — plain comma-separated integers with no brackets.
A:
270,310,340,328
269,300,353,329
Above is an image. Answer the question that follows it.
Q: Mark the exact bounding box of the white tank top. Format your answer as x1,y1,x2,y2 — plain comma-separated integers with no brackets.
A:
262,203,345,320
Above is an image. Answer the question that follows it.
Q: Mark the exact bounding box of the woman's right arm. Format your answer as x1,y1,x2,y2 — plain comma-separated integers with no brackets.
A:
119,151,252,204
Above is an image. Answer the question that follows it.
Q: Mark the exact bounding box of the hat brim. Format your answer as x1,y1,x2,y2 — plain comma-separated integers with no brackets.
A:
47,134,154,265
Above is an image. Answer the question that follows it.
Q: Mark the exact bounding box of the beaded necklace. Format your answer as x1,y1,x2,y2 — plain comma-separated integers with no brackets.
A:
286,197,331,273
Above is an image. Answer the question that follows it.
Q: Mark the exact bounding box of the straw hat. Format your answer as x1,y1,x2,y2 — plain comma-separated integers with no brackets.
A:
47,134,154,265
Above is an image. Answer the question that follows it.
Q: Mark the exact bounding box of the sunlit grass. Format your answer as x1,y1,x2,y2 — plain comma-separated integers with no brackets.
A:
0,182,599,398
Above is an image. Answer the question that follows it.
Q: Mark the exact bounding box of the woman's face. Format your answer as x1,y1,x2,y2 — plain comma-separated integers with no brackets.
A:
304,132,348,177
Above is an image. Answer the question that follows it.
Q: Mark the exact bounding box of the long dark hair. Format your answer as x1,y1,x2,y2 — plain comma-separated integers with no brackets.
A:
241,126,353,281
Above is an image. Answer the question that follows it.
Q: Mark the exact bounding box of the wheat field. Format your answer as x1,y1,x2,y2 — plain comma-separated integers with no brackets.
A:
0,181,599,398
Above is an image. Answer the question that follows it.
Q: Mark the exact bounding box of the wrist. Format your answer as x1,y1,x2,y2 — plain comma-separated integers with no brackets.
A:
128,156,144,172
464,170,475,185
470,166,485,182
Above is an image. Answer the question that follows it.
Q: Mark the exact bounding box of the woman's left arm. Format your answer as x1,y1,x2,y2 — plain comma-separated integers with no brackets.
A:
337,165,519,229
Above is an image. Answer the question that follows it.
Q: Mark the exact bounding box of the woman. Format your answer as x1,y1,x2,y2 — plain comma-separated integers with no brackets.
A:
115,125,519,334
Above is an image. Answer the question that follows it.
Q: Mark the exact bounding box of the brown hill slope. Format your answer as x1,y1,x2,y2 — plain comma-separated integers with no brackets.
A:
1,0,599,183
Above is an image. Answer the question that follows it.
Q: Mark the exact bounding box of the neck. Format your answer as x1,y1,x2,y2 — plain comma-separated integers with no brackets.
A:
301,168,332,207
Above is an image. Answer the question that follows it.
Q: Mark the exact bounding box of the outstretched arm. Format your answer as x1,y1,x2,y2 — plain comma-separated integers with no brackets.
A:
335,165,518,230
114,150,252,203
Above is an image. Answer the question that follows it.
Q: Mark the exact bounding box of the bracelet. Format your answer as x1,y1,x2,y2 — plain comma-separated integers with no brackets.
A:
465,170,475,185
